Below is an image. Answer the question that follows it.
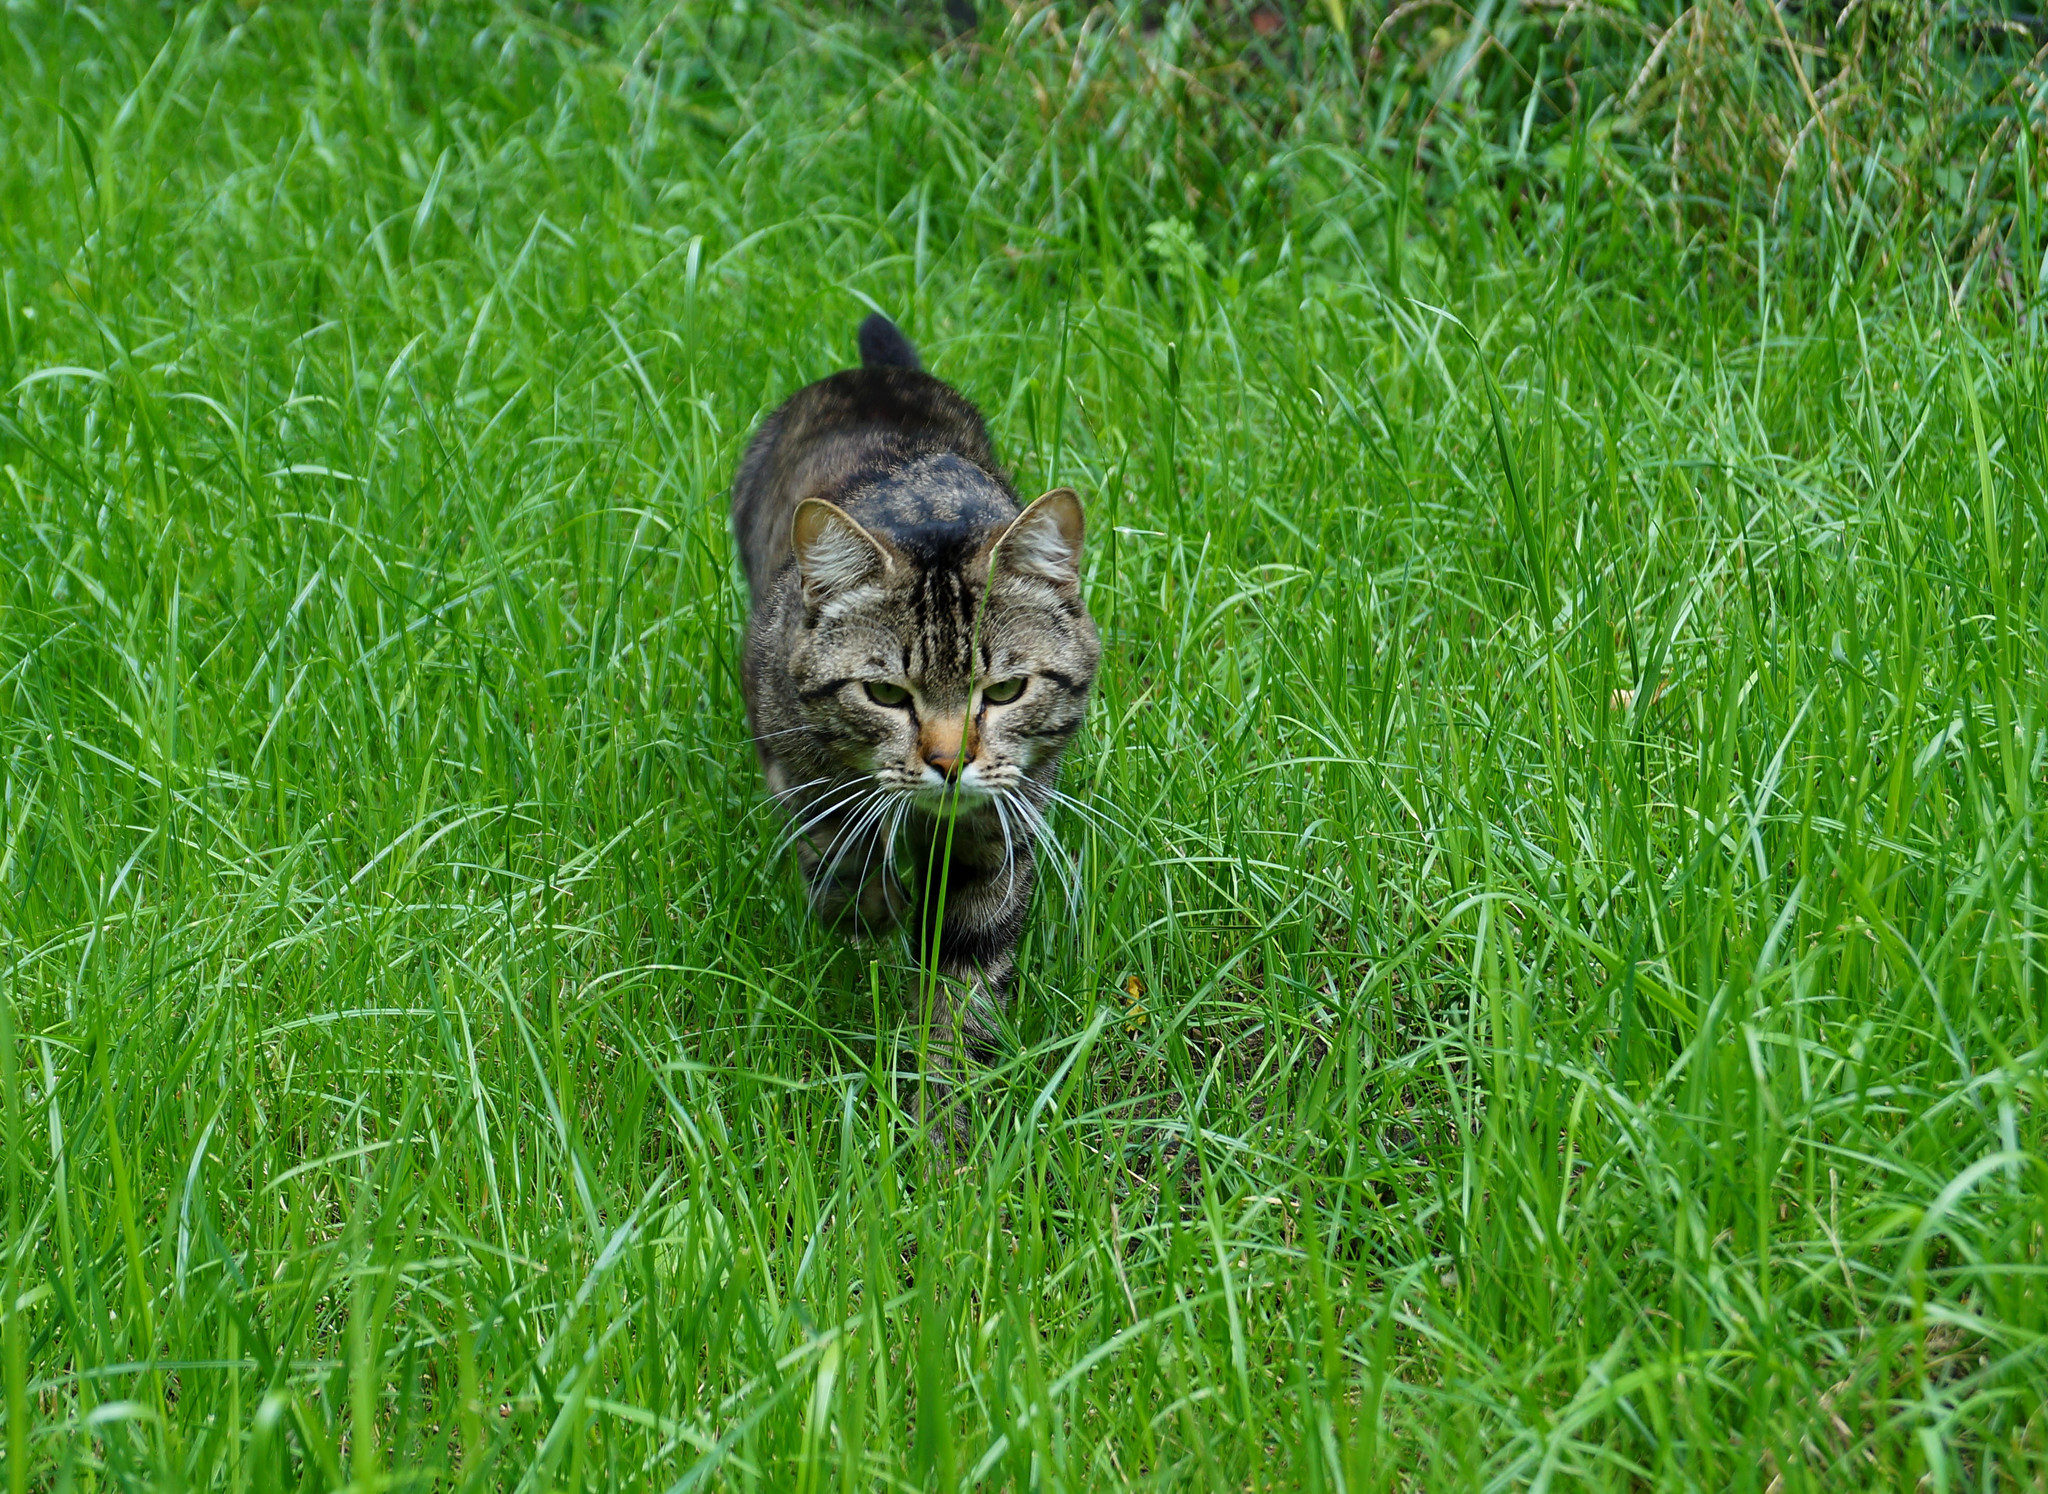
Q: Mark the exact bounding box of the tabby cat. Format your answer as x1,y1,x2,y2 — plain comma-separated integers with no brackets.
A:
732,314,1100,1102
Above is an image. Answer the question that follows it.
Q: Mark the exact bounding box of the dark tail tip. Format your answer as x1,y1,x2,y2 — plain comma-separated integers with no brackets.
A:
857,313,922,372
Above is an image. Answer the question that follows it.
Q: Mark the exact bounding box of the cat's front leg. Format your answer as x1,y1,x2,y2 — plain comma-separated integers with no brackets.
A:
899,841,1033,1154
905,825,1035,1053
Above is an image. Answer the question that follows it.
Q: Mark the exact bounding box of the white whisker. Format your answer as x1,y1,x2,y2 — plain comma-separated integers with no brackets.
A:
751,724,821,745
735,775,836,833
816,791,888,883
817,789,898,894
849,790,898,902
876,796,913,917
773,782,876,860
846,791,906,891
1008,788,1084,911
773,788,867,857
1044,785,1132,836
990,793,1022,900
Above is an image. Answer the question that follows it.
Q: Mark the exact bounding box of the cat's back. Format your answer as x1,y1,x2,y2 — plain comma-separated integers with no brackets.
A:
732,350,1005,605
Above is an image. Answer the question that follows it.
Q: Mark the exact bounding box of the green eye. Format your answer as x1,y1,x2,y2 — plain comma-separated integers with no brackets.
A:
981,677,1027,704
864,681,911,707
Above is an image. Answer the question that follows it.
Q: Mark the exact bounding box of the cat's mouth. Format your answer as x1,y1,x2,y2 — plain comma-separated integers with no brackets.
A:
910,782,994,816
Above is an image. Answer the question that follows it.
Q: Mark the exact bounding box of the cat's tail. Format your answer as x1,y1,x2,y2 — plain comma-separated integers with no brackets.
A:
857,313,923,372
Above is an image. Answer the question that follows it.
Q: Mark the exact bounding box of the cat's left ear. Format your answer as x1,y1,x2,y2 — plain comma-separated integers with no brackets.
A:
992,488,1084,587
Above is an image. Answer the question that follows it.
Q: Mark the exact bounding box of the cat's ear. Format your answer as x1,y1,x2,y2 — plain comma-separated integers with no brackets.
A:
791,499,892,608
991,488,1084,587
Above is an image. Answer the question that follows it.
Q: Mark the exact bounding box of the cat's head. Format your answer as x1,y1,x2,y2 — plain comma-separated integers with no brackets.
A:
782,486,1099,813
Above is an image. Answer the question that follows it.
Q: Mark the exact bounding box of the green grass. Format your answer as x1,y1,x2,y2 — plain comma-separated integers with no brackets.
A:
2,0,2046,1488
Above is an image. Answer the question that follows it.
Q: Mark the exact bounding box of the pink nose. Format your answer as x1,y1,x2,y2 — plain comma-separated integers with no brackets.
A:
921,716,969,778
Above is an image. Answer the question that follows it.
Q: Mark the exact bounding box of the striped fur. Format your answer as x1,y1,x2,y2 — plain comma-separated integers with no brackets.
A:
732,318,1100,1124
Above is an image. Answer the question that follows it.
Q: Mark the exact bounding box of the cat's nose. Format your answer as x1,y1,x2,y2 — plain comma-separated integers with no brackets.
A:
921,718,969,779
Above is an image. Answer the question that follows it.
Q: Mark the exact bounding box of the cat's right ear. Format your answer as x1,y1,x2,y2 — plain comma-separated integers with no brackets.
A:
990,487,1085,588
791,499,892,610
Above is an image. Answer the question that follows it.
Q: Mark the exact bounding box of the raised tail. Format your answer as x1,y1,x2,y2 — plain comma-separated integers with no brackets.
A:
857,313,922,372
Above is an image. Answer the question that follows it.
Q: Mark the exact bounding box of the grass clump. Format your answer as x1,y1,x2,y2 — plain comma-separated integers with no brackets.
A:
2,0,2046,1488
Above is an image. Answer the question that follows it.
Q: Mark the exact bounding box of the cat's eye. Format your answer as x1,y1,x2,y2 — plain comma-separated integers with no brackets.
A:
981,677,1027,705
864,681,911,708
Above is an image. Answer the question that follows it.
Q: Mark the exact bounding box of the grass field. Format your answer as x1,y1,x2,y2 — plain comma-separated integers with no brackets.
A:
3,0,2047,1488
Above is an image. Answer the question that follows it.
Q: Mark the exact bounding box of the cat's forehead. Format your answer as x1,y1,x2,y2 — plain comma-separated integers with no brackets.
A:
818,581,1066,682
844,453,1015,556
